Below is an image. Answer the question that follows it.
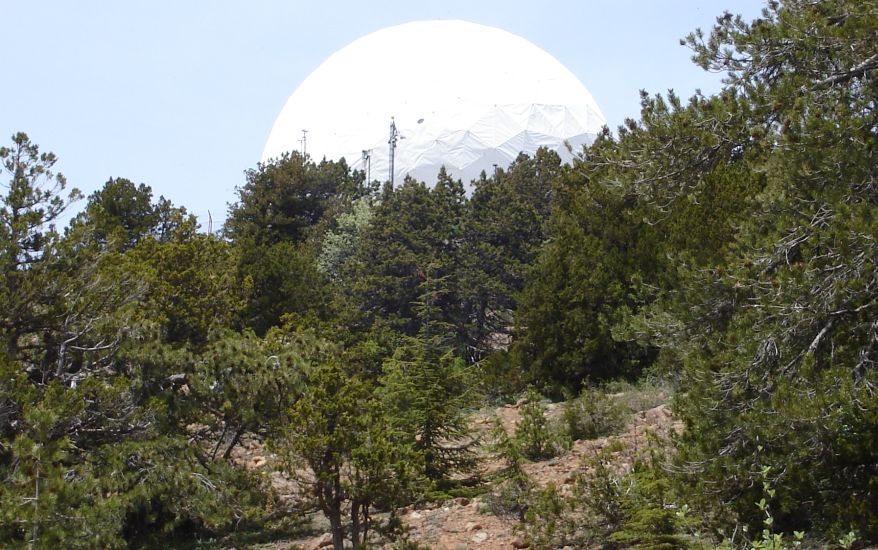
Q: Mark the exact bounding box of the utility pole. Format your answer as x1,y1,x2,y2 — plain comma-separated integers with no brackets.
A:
300,129,308,157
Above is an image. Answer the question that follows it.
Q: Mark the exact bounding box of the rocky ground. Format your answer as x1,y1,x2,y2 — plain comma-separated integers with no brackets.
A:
236,395,680,550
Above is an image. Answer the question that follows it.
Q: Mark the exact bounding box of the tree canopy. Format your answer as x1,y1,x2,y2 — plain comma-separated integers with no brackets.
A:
3,1,878,545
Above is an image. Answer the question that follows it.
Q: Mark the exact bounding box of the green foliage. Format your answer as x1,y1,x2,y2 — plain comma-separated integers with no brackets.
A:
604,378,673,414
0,132,82,364
316,195,374,281
559,380,672,444
691,467,861,549
463,149,561,360
187,327,316,460
224,153,359,335
513,388,568,461
69,177,197,251
225,152,362,247
514,157,661,393
0,133,79,261
522,447,693,550
130,233,248,346
650,0,878,539
341,171,470,345
484,417,532,521
575,447,630,537
380,330,479,487
0,359,268,548
0,136,280,548
607,463,692,550
474,350,529,403
522,483,571,549
562,386,629,441
5,1,878,545
234,240,329,335
275,358,416,549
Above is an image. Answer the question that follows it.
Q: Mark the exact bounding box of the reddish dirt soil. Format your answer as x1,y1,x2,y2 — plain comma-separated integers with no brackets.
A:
242,399,681,550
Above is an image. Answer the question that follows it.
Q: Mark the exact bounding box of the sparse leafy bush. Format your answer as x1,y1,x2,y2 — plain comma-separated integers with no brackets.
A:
709,465,860,550
485,477,533,522
604,378,673,413
563,386,629,441
522,483,573,548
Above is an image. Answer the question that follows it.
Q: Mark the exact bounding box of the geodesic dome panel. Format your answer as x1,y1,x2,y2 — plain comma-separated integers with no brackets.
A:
262,20,606,187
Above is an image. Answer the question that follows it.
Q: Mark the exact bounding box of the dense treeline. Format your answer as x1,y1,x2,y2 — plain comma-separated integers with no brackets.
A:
2,1,876,547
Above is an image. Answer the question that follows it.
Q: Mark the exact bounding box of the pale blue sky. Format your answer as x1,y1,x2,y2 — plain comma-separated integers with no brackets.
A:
2,1,765,228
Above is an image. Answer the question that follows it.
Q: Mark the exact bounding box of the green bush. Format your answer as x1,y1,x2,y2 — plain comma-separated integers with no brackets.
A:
522,483,575,549
514,388,568,461
484,477,533,521
562,386,629,441
521,445,694,550
604,378,673,414
474,351,528,404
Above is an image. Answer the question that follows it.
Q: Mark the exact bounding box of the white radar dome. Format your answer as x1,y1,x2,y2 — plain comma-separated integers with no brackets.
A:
262,20,606,186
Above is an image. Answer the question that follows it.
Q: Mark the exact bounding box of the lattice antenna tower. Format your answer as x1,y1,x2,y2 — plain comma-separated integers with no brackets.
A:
362,149,371,185
388,117,399,185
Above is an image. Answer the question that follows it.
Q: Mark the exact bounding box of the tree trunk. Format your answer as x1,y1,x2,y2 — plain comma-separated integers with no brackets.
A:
222,426,246,460
361,504,371,546
327,505,344,550
350,499,361,549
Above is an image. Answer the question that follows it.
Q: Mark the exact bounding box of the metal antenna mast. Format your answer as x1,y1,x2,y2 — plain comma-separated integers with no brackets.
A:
388,117,399,185
300,129,308,157
362,149,371,185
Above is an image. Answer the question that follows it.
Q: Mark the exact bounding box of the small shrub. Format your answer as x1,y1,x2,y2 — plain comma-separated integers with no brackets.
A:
573,445,630,533
485,477,533,521
486,416,533,520
522,483,576,548
612,379,672,413
475,351,527,403
563,386,629,441
515,387,568,460
607,461,692,550
717,466,860,550
521,443,694,550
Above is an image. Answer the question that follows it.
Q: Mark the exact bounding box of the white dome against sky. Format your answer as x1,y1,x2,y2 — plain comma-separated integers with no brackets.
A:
262,20,606,186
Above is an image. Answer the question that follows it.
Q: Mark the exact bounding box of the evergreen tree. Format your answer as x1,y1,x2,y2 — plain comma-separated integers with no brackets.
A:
0,136,273,547
514,151,659,392
0,133,81,365
234,240,328,335
620,0,878,537
187,326,313,460
129,233,248,346
276,357,415,549
515,83,764,393
344,171,469,343
225,152,361,247
224,153,352,334
379,326,478,486
676,0,877,536
68,177,196,251
463,149,561,361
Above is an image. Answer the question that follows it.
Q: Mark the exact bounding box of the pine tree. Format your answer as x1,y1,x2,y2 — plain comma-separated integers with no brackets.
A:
462,149,561,361
379,326,478,487
634,0,878,537
276,358,415,549
343,171,469,343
